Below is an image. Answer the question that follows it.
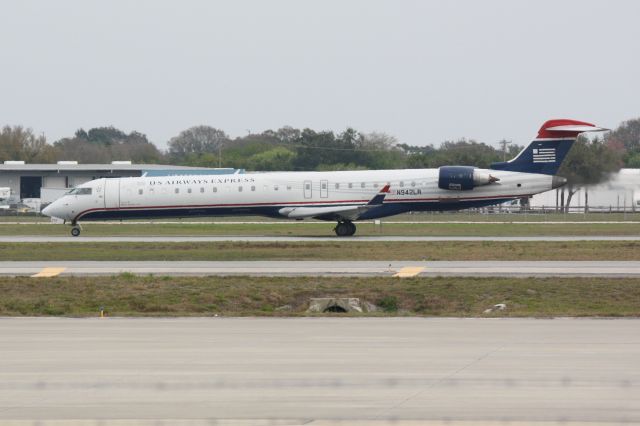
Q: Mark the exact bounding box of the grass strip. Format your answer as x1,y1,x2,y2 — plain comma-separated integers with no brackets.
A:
1,275,639,317
2,241,640,261
0,222,638,236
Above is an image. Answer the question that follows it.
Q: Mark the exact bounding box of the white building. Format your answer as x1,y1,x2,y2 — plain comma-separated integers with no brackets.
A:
0,161,232,211
530,169,640,212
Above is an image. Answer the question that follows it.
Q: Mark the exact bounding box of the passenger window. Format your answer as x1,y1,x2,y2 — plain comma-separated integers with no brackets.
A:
138,189,143,195
321,182,327,189
175,188,179,194
399,181,404,187
187,188,192,194
411,181,416,187
251,185,256,191
373,183,379,188
238,186,243,192
274,185,279,191
213,187,217,193
335,183,340,189
348,183,353,189
286,185,292,191
361,182,365,188
200,187,204,193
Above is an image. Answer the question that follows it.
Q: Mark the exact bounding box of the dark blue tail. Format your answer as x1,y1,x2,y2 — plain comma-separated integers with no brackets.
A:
490,119,604,175
490,138,576,175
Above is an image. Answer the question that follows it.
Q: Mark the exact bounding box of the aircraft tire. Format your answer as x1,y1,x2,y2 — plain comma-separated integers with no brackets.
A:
335,221,356,237
71,227,81,237
347,222,356,236
334,222,350,237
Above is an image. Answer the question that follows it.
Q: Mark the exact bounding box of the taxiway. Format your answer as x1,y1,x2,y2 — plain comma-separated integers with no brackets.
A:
0,317,637,425
5,260,640,277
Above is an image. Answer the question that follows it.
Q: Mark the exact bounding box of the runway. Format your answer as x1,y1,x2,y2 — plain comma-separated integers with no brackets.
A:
3,235,640,242
0,317,638,425
6,260,640,277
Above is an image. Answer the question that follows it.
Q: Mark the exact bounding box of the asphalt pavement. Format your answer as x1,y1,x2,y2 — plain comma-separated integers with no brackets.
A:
0,317,637,425
5,260,640,277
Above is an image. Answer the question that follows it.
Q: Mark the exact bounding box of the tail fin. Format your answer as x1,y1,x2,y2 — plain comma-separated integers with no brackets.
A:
490,119,607,175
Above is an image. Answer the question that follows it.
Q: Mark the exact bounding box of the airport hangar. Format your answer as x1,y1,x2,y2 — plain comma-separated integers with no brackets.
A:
0,161,238,211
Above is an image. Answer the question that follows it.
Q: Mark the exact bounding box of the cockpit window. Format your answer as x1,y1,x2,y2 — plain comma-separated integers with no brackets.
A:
66,187,92,195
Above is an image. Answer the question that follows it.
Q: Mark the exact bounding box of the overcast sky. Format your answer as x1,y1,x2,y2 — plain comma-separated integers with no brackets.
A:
1,0,638,150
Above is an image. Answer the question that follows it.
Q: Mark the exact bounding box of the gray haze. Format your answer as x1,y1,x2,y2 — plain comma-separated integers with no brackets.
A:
1,0,638,150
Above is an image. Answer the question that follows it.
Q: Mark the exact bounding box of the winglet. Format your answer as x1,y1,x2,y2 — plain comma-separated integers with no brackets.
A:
367,184,391,206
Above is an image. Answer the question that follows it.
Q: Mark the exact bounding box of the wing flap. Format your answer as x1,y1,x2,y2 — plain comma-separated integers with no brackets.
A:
279,205,362,220
279,184,391,220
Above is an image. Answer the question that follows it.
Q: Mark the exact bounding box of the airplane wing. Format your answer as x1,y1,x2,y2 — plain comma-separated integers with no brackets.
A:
279,184,390,221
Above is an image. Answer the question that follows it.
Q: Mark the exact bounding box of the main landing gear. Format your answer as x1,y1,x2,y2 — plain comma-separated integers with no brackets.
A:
70,222,81,237
334,221,356,237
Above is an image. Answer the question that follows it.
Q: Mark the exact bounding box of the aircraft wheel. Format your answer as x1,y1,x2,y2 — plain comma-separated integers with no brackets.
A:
347,222,356,236
335,221,356,237
70,227,81,237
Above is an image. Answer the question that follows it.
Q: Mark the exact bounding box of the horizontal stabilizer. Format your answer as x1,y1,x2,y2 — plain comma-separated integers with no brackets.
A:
545,125,609,133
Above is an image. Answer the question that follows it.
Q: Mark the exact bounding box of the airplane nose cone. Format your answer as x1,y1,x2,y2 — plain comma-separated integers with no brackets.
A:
42,201,64,219
552,175,567,189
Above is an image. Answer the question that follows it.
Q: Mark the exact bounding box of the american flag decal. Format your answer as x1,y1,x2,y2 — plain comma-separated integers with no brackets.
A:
532,147,556,163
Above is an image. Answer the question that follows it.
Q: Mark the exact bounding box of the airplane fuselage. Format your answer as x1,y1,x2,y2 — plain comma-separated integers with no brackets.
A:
44,168,554,223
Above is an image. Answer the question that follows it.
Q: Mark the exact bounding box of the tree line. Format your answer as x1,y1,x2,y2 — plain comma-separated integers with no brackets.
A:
0,123,527,170
1,118,638,211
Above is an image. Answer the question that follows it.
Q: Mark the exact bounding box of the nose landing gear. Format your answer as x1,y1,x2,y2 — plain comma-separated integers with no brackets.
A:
334,221,356,237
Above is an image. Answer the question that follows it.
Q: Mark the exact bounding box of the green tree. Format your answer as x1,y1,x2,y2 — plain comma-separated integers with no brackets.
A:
0,126,56,163
55,127,162,163
86,127,129,146
246,147,297,171
405,139,503,168
168,126,229,161
557,135,622,212
604,118,640,167
356,132,406,169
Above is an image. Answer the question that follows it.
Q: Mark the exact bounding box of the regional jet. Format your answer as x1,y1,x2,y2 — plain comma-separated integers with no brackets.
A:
42,119,606,236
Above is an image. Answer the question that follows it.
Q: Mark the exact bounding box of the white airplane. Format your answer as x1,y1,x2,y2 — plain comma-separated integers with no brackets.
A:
42,119,606,237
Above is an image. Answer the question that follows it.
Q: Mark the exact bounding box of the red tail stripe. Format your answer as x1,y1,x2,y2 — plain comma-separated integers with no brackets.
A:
537,119,595,139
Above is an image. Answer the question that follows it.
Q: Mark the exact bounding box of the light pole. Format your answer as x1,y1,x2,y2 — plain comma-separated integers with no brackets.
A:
499,139,512,162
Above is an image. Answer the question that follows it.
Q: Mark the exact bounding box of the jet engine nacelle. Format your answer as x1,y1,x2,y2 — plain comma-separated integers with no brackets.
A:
438,166,499,191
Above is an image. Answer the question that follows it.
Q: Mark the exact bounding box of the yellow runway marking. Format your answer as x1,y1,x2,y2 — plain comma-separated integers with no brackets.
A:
31,267,66,278
393,266,425,278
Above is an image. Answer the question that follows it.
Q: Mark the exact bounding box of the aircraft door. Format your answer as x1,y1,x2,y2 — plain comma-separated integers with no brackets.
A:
320,180,328,198
104,178,120,209
303,180,312,199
